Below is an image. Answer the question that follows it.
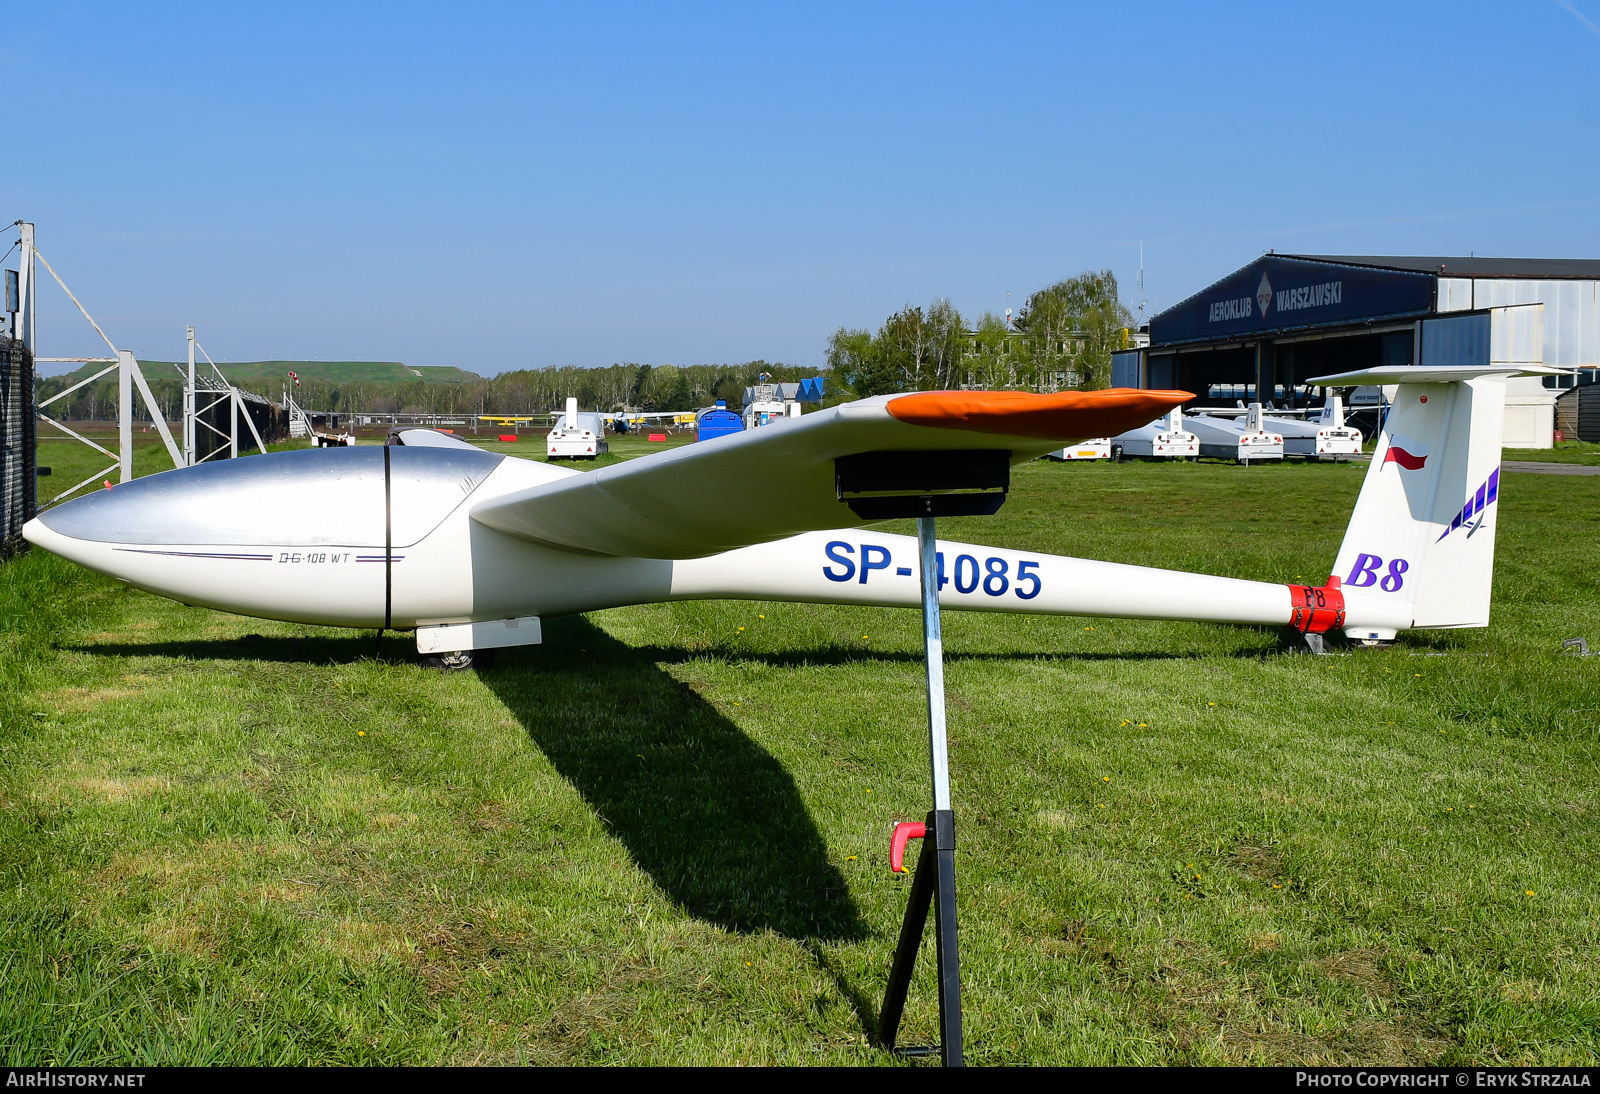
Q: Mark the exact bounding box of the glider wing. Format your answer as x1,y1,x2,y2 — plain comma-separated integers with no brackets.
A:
469,389,1190,558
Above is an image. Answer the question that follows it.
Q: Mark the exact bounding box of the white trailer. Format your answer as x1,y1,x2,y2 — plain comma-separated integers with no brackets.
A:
1185,404,1283,463
547,397,609,459
1110,408,1199,460
1214,397,1364,460
1261,402,1363,460
1046,438,1110,461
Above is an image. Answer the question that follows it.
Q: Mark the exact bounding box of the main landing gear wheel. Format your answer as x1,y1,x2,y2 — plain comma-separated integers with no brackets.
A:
422,649,494,671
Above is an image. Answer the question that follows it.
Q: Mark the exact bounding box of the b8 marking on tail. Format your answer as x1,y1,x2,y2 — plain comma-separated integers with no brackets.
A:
1348,553,1409,592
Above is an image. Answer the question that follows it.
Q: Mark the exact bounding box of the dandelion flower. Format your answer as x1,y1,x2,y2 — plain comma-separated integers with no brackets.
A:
1103,776,1111,782
1208,702,1216,706
1138,723,1148,727
1526,890,1535,896
758,614,765,619
844,855,857,861
357,731,365,737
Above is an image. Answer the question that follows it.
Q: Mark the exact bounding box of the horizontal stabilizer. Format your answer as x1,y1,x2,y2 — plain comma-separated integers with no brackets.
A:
470,389,1189,558
1309,365,1564,385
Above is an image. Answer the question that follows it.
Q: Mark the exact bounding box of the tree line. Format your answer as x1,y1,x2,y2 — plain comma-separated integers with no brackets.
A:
35,268,1137,420
827,270,1136,397
36,360,818,421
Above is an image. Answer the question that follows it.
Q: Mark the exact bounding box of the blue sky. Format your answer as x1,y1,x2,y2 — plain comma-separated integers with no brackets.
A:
7,2,1599,374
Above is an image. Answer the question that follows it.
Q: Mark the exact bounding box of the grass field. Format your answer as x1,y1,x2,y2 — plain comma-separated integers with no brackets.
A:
2,433,1598,1065
1504,440,1600,465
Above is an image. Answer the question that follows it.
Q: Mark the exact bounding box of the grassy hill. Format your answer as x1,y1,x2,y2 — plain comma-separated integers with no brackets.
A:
61,360,484,385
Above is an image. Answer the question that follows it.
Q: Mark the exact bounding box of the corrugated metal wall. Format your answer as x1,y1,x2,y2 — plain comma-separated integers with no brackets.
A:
1438,279,1600,367
1438,277,1474,312
1490,304,1545,364
1110,349,1142,389
0,335,36,550
1556,386,1600,442
1420,312,1490,365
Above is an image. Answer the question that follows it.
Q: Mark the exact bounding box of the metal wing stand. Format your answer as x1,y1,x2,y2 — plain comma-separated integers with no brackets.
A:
874,514,963,1065
835,450,1011,1069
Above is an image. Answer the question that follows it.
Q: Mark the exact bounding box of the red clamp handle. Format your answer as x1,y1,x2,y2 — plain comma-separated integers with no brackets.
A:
890,821,926,873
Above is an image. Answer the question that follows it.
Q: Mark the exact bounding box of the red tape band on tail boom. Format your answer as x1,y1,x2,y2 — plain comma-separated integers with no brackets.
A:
1287,576,1346,634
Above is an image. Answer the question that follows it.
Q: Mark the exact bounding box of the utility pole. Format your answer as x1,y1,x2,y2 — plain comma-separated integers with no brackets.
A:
16,223,35,353
186,326,196,466
117,349,134,482
1138,242,1148,328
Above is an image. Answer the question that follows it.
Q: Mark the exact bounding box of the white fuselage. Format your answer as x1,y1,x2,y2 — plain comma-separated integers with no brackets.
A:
23,446,1409,642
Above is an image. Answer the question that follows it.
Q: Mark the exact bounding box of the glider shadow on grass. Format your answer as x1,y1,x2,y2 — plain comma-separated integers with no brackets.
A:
75,622,868,944
69,632,388,664
481,615,867,945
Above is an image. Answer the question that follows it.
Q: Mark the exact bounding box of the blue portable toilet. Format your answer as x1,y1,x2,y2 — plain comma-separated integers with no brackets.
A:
696,400,744,442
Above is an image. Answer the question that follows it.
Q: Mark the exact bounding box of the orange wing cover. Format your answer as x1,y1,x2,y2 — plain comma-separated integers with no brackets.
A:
886,388,1193,441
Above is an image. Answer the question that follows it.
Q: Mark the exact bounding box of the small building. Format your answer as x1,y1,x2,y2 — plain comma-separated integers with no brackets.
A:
1115,255,1600,448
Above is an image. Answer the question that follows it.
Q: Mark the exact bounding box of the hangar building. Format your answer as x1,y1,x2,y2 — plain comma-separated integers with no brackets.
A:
1114,255,1600,447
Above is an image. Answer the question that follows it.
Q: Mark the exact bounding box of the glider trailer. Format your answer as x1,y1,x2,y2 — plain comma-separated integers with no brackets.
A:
1109,406,1200,460
24,367,1545,1065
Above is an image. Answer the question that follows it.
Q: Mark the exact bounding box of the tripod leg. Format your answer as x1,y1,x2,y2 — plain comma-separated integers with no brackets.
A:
876,826,936,1049
930,807,962,1066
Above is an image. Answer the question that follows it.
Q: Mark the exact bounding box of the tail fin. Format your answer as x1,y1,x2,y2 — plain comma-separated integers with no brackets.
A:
1311,365,1554,639
1318,396,1345,428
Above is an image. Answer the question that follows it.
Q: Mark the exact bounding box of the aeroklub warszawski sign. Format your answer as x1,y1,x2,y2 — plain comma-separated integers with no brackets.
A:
1151,256,1436,347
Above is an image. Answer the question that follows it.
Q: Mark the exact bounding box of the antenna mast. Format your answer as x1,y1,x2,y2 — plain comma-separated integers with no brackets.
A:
1138,242,1147,327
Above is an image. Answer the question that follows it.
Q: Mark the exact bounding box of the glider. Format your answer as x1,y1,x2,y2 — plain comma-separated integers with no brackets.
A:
25,369,1542,659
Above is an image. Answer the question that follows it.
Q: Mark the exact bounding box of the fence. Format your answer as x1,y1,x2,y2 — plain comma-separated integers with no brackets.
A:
0,334,36,552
